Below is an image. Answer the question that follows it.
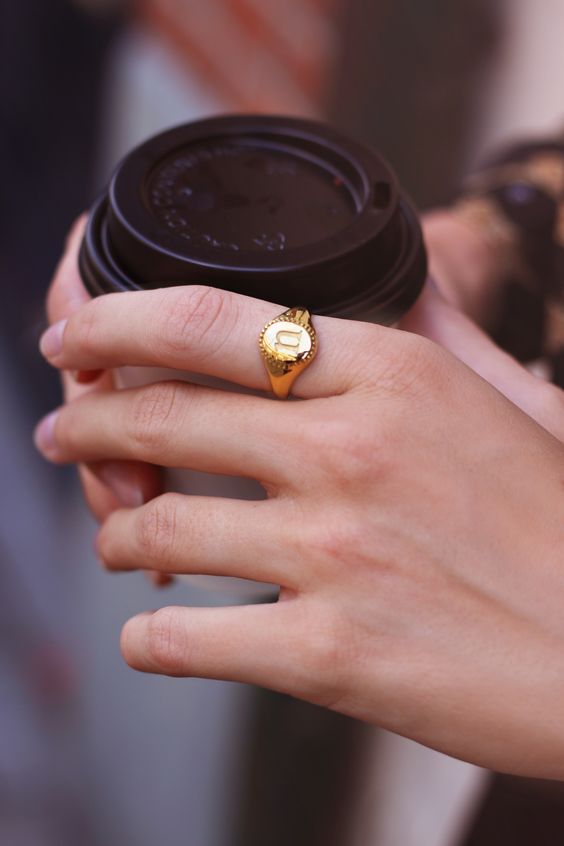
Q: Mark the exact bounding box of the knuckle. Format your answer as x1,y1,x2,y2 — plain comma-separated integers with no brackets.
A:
157,285,230,361
69,299,104,356
311,412,387,489
146,606,187,674
374,331,444,399
135,493,180,565
306,517,369,578
128,381,185,452
297,605,353,709
314,522,357,562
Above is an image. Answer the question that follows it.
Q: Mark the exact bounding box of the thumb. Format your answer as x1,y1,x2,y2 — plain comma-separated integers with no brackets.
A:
400,282,564,442
46,215,91,325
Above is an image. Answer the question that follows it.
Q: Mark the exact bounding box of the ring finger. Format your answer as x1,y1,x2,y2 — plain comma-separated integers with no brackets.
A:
97,493,299,587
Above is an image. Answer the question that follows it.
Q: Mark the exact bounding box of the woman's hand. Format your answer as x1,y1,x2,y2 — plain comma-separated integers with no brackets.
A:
35,274,564,778
44,211,553,582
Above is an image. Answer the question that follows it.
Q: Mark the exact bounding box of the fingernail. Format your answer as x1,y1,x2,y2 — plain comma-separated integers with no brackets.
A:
149,571,174,588
33,410,60,457
72,369,103,385
39,319,67,360
96,463,144,508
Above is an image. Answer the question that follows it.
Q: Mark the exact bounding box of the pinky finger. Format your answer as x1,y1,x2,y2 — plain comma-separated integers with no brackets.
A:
120,601,337,706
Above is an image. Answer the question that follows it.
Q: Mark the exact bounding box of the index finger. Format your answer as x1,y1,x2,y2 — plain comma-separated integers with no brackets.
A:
39,283,395,398
47,215,90,324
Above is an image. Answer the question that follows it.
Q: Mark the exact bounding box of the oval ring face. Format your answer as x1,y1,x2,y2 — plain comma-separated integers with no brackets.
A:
262,320,313,360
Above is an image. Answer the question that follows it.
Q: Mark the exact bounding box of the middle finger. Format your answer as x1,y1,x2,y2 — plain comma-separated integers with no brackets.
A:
36,380,308,485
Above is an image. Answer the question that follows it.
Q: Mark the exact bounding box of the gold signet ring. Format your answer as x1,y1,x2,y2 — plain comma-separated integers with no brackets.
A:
259,307,317,399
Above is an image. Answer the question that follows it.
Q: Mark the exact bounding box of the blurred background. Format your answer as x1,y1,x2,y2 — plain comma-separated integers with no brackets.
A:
2,1,564,844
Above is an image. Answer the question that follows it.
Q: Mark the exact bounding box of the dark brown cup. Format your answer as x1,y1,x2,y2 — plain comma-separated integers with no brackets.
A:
79,114,426,323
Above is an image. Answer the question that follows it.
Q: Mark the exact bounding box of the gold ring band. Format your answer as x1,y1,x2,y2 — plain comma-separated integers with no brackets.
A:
259,307,317,399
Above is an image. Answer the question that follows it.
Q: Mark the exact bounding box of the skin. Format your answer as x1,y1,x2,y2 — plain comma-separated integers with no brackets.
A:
35,216,564,778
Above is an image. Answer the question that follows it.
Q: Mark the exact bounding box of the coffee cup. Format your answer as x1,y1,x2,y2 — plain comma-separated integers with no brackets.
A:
79,114,427,599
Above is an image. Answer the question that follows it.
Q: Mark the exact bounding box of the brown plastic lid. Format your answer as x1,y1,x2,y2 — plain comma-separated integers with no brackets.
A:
79,115,426,322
